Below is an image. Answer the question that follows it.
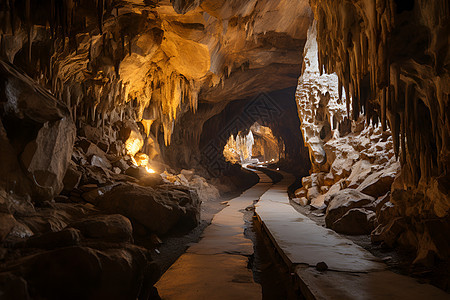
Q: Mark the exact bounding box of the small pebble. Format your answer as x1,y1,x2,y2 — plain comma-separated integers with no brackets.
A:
316,261,328,271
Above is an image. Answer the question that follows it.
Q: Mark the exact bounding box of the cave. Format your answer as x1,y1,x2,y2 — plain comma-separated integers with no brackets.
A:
0,1,448,299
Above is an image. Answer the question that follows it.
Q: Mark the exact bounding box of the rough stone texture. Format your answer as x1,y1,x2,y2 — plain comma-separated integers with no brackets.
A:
68,214,133,243
332,208,376,235
296,22,348,169
23,228,81,249
0,0,313,165
97,183,201,235
357,166,398,198
2,245,158,300
309,0,450,263
325,189,375,228
0,60,75,201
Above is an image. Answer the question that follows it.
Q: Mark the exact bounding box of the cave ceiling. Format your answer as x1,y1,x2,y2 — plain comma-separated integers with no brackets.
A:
0,0,313,144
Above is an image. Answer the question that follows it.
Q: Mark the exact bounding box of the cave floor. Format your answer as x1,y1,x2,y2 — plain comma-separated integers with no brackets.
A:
255,171,449,300
155,171,273,299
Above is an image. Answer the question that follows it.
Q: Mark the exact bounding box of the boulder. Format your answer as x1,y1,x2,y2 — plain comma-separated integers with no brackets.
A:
81,185,115,205
68,214,133,243
62,164,82,192
113,159,130,172
0,60,75,201
331,208,376,235
294,187,307,198
125,166,148,179
97,183,200,235
138,174,164,187
90,155,113,169
0,213,17,241
371,217,406,246
6,245,159,300
0,273,30,300
338,117,352,136
24,228,81,249
345,160,374,189
292,197,308,206
20,117,76,200
356,166,398,198
306,186,320,201
80,125,107,146
325,189,375,228
310,194,326,210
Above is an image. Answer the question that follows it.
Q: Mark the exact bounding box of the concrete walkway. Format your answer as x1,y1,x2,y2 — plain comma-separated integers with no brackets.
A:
155,170,273,300
255,171,449,300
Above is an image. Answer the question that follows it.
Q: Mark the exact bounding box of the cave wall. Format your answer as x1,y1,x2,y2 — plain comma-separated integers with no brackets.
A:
309,0,450,263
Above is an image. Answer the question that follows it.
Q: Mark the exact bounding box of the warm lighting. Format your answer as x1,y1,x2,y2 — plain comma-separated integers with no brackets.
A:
125,136,144,157
146,166,156,173
276,168,280,170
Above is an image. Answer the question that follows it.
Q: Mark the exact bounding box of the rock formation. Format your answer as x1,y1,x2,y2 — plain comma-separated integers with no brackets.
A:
308,0,449,265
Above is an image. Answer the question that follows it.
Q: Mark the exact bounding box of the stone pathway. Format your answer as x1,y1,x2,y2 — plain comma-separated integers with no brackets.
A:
155,170,273,300
255,171,450,300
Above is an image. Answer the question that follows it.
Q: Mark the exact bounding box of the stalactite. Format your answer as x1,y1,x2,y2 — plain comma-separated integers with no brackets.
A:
310,0,449,186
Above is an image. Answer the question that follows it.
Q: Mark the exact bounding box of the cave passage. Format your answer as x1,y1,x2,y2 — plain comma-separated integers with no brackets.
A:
0,1,449,300
223,122,284,166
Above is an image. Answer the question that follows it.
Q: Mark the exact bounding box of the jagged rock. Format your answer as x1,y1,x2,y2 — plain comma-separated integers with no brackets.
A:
3,245,159,300
0,60,76,201
0,213,17,241
371,217,406,247
80,125,108,147
81,185,116,205
325,189,375,228
180,169,195,181
332,208,376,235
187,176,220,202
113,159,130,172
23,228,81,249
338,117,351,137
306,186,320,201
62,164,82,193
0,273,30,300
138,174,164,187
17,203,96,235
78,140,113,170
292,197,308,206
357,165,398,198
345,160,374,189
294,187,307,198
323,179,344,206
97,183,200,235
90,155,113,170
68,215,133,243
125,166,148,179
310,194,326,210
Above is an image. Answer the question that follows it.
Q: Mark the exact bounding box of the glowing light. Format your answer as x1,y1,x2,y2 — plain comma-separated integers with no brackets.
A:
276,168,280,170
146,166,156,173
125,136,144,157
